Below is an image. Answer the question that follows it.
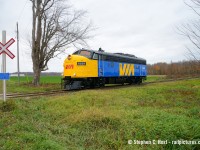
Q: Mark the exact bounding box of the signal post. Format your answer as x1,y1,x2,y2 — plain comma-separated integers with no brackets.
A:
0,31,15,101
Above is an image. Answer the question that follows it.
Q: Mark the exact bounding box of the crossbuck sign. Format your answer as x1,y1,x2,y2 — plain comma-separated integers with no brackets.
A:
0,38,15,59
1,31,15,102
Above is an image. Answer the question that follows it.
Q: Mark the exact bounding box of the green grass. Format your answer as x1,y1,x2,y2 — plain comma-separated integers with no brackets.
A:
9,76,61,84
145,75,166,82
0,76,61,93
0,79,200,149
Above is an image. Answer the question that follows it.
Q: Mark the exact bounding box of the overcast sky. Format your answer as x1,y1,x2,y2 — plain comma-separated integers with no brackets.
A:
0,0,197,73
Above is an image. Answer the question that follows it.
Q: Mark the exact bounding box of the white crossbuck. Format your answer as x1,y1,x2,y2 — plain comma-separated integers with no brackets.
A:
0,38,15,59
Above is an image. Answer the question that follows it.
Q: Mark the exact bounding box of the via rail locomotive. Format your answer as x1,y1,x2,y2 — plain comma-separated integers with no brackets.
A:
62,48,147,90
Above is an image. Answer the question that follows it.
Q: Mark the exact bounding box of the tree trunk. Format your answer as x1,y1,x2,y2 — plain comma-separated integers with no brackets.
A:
32,52,41,86
31,0,42,86
33,67,41,86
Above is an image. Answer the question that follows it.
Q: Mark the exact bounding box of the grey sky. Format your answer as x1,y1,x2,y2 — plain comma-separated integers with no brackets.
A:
0,0,196,73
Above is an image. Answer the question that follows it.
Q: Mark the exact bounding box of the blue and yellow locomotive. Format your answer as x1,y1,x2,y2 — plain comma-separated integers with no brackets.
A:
62,48,147,90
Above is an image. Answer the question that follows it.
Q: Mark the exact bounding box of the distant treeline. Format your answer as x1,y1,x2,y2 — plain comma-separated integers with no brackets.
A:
11,72,61,76
147,61,200,78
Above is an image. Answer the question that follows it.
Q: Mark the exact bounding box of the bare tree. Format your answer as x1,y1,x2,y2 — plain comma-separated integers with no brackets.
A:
30,0,92,85
178,0,200,64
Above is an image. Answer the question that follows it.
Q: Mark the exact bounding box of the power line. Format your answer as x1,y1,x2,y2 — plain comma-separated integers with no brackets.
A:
17,0,29,22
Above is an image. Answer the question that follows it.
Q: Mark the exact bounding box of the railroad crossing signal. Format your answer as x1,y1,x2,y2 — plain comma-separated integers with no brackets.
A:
0,38,15,59
1,31,15,102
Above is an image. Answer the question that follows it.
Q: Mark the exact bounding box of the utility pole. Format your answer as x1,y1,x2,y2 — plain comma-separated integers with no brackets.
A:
17,22,20,84
2,31,6,101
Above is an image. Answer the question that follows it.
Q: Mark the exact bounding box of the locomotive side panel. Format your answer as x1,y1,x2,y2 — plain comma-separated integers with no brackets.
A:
134,64,147,76
119,63,135,76
98,60,119,77
98,61,147,77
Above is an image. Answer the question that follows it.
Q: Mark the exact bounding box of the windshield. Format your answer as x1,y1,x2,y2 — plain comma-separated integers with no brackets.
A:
79,50,92,58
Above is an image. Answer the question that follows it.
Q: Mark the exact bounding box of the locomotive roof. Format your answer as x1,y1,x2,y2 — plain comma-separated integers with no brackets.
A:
79,48,146,62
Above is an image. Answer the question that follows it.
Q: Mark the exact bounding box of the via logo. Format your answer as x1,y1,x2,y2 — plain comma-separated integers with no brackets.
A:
119,63,134,76
66,64,74,69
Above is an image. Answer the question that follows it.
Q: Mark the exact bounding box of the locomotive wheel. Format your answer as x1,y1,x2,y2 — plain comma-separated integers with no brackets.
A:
137,78,142,84
128,80,133,85
98,78,105,87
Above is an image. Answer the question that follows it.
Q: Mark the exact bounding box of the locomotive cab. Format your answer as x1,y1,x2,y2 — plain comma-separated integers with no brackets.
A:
62,49,99,90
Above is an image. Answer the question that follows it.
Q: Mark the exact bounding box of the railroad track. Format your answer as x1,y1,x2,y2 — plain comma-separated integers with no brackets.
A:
1,76,199,99
1,90,66,99
144,76,200,84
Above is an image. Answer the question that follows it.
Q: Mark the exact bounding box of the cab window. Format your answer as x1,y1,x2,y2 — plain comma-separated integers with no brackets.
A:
93,53,99,60
79,50,92,58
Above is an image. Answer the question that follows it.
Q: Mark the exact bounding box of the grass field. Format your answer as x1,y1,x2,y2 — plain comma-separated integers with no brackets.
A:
145,75,166,82
0,75,165,94
10,76,62,84
0,78,200,150
0,76,62,93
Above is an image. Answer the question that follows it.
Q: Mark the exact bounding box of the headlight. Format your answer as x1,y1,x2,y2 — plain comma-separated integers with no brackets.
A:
67,55,72,60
